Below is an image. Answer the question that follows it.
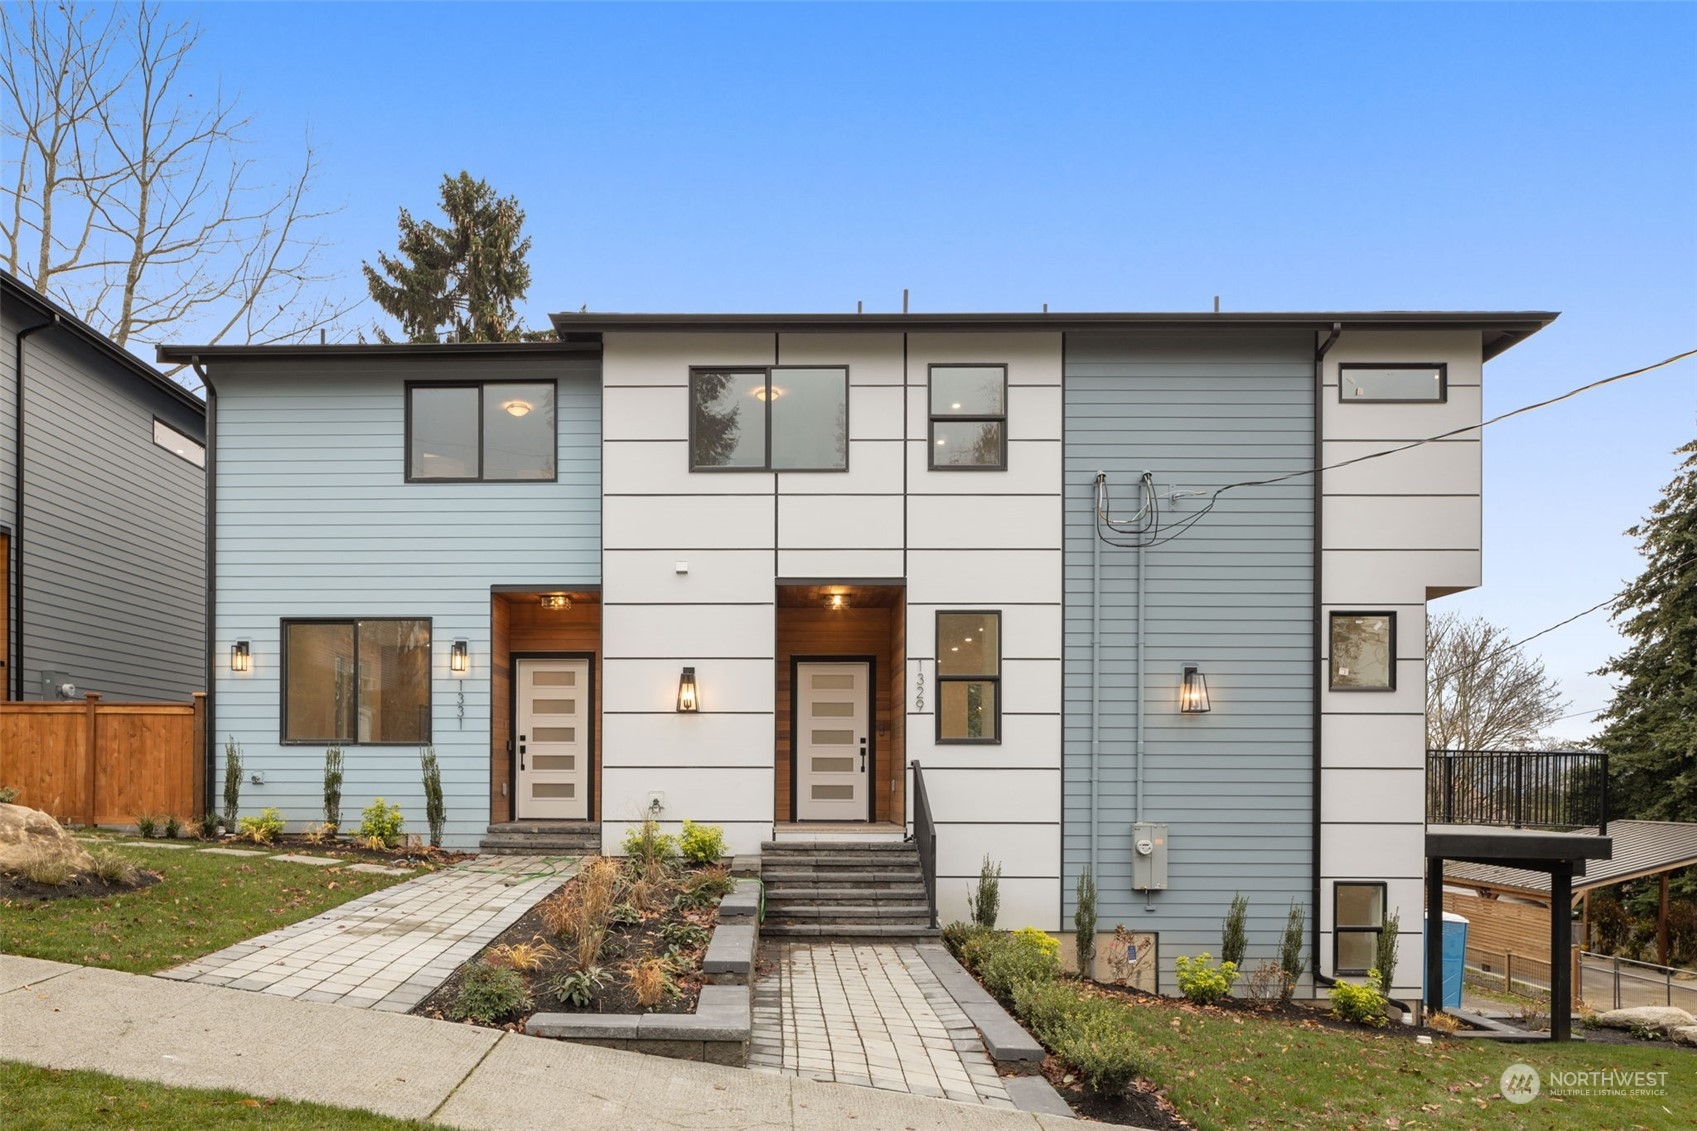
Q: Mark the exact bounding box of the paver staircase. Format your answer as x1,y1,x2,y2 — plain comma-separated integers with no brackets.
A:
478,821,601,857
760,840,938,938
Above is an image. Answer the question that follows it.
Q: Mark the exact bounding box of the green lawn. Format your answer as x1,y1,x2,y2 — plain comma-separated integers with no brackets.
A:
0,841,416,973
0,1062,436,1131
1104,991,1691,1130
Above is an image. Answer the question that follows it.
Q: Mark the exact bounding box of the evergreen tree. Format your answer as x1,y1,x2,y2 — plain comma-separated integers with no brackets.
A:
1595,439,1697,822
362,172,548,343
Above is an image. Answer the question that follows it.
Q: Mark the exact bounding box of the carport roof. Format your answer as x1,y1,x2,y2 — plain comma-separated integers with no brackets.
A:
1445,820,1697,896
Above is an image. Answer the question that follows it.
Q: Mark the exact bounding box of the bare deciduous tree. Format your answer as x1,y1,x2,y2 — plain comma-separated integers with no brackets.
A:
1426,610,1567,750
1,0,356,379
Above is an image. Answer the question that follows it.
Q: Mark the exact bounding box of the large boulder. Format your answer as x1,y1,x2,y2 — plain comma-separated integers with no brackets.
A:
1594,1005,1696,1035
1673,1026,1697,1048
0,803,96,874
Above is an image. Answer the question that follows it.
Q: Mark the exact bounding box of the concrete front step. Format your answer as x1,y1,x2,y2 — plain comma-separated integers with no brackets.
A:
765,904,931,921
763,923,940,939
757,855,921,870
764,885,928,901
760,840,916,853
478,823,600,855
760,868,922,884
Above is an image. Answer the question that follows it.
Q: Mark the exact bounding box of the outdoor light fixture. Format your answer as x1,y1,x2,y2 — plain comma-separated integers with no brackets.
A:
676,667,699,713
230,640,250,673
828,593,848,610
1179,664,1211,713
501,398,534,417
450,639,469,675
539,594,572,612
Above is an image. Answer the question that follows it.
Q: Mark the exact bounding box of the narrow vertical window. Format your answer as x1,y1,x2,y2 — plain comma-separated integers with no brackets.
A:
929,364,1007,470
1334,882,1387,975
936,611,1001,742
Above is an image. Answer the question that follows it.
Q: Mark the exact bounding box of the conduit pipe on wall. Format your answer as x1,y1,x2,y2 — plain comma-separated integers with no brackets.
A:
12,312,58,701
1089,475,1102,880
194,359,217,811
1311,322,1342,980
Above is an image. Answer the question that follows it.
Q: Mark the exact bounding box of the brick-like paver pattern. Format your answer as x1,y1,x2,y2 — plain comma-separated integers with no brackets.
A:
750,942,1014,1109
157,855,576,1013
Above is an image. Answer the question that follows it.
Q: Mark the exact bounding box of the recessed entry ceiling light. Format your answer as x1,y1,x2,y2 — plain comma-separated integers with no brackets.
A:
951,402,962,410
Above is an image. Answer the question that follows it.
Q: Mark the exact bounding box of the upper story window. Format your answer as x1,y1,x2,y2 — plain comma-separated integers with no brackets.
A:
407,381,556,481
152,418,205,467
689,367,847,471
929,364,1007,469
1329,612,1395,691
282,618,431,744
1339,363,1447,402
936,611,1001,743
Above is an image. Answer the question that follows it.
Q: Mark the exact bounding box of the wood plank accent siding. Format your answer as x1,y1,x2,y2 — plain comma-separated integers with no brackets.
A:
775,606,902,823
490,595,601,823
0,693,204,823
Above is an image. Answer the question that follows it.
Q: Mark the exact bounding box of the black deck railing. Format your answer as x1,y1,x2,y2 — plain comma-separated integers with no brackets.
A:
909,759,939,929
1426,749,1609,835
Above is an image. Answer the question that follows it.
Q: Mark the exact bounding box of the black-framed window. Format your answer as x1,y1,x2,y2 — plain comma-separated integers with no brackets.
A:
1334,881,1387,975
1338,363,1447,403
152,418,205,468
406,381,556,481
929,364,1007,470
1329,612,1396,691
936,611,1001,743
282,618,431,744
689,366,847,471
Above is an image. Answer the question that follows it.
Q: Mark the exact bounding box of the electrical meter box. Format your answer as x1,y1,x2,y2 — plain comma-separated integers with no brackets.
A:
1131,822,1169,891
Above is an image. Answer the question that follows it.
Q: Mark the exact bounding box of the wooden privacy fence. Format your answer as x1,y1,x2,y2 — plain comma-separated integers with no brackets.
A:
0,693,205,825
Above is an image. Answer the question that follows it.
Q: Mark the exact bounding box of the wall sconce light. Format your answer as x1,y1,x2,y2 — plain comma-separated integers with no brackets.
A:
1179,664,1211,713
828,593,848,610
450,639,469,676
676,666,699,713
539,594,572,612
230,640,250,672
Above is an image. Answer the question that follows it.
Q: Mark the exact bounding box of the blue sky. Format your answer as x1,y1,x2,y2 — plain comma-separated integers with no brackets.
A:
176,1,1693,737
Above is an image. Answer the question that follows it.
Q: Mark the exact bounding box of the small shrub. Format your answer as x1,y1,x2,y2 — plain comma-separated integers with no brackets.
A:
547,965,610,1008
450,963,532,1024
544,857,620,971
681,863,735,899
89,848,140,886
1174,953,1238,1006
1278,900,1306,1000
661,920,710,952
194,811,223,840
1427,1009,1463,1034
1243,959,1292,1008
1628,1023,1665,1042
608,902,643,927
163,814,182,839
1328,972,1387,1027
1103,924,1148,986
19,850,72,886
1374,909,1400,995
622,818,678,869
629,956,677,1009
1221,893,1249,968
489,937,561,973
323,745,344,831
980,935,1061,1000
1074,866,1098,977
1012,926,1060,961
679,819,727,865
134,813,160,839
967,854,1002,930
0,785,18,804
222,737,243,825
956,927,1002,973
359,798,405,848
237,807,285,845
941,920,988,961
1510,994,1548,1032
420,745,446,848
1012,977,1083,1037
1050,1010,1142,1095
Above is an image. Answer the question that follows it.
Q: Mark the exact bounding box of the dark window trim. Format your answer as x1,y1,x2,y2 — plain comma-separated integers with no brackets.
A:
280,616,433,745
789,654,877,822
404,379,559,483
509,651,596,823
151,416,206,468
1327,610,1398,692
934,609,1003,744
1333,880,1388,976
1337,362,1448,404
927,363,1008,471
687,365,850,473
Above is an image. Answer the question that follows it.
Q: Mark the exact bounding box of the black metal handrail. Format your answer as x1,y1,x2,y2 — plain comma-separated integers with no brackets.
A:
1426,749,1609,834
909,759,938,929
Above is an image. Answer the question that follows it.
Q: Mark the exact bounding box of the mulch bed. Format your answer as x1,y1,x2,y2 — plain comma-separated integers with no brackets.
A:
166,833,473,868
0,868,162,903
1039,1055,1192,1129
1080,979,1441,1041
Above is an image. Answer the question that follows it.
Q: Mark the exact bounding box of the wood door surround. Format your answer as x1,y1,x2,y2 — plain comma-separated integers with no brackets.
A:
491,593,601,823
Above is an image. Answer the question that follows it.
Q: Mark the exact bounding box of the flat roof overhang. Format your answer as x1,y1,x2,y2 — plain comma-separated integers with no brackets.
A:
157,340,600,363
1427,824,1613,869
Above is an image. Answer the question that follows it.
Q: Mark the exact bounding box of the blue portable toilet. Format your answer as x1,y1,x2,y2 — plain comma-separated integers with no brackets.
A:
1422,910,1469,1008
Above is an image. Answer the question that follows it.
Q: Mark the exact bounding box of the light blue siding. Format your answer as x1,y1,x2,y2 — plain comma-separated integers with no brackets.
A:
212,355,600,847
1063,331,1314,983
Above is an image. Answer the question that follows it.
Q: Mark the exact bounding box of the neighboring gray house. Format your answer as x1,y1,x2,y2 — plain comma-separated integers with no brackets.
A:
2,270,207,702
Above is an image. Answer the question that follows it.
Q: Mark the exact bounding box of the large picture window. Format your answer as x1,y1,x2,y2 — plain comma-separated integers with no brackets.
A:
689,367,847,471
283,619,431,744
936,611,1000,743
1334,882,1387,976
929,364,1006,470
1329,612,1396,691
407,381,556,481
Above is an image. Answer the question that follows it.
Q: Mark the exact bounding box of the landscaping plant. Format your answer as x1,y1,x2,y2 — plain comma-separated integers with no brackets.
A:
621,817,678,871
1374,909,1400,995
1328,972,1387,1027
488,936,560,973
134,813,159,838
420,745,446,848
0,785,17,803
966,854,1002,929
162,814,182,839
1278,899,1305,1000
323,745,344,831
979,932,1062,1000
358,798,404,848
449,962,532,1024
1221,892,1249,968
678,819,727,864
221,737,243,825
629,955,677,1009
547,965,610,1008
660,919,710,952
1074,865,1098,977
194,811,222,840
1174,952,1239,1005
1051,1008,1143,1095
1012,925,1060,960
19,849,73,886
237,807,285,845
88,848,140,886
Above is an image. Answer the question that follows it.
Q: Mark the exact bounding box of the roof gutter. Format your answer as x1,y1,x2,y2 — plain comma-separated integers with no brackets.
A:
1312,321,1341,986
12,312,58,701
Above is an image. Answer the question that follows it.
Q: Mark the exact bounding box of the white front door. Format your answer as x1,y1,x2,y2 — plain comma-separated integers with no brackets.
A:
515,658,590,820
796,662,870,821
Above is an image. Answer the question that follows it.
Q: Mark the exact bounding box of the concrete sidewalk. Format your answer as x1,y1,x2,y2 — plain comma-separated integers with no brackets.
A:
1,955,1095,1130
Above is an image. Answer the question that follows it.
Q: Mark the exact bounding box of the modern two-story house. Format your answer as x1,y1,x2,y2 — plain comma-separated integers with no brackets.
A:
162,306,1556,997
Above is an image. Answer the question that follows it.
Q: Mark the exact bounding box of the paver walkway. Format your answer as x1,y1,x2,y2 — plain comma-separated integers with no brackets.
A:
157,854,576,1013
751,941,1016,1110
